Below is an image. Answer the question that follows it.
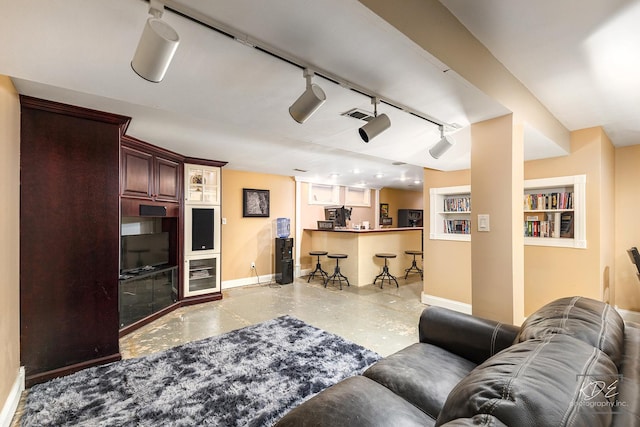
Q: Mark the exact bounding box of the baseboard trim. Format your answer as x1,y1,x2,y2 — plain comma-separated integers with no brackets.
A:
26,353,121,388
223,273,276,289
421,293,472,315
0,366,24,427
223,270,311,290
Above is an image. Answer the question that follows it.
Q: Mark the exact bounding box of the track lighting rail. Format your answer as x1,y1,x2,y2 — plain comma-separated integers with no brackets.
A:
160,0,457,132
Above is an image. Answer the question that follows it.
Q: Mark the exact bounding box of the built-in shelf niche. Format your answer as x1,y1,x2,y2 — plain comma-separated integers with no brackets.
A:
524,174,586,249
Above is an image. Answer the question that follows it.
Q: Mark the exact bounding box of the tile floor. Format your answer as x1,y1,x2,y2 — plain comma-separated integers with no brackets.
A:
120,274,427,359
12,274,426,426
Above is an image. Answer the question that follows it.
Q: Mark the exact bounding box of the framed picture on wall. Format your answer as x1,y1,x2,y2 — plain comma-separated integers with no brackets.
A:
243,188,270,217
380,203,389,218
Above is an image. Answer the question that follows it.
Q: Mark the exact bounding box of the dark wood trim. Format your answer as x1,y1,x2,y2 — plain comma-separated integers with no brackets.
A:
121,197,180,217
122,135,184,163
118,302,182,338
183,156,228,168
20,95,131,134
119,292,222,337
179,292,223,307
26,353,122,388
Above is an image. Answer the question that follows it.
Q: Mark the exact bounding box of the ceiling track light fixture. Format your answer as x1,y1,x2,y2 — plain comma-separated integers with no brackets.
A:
289,69,327,123
428,125,456,159
359,97,391,143
131,0,180,83
156,2,457,130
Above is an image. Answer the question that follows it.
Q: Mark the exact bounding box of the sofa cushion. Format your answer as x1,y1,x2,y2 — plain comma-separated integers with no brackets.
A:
436,334,619,427
364,342,476,419
275,375,435,427
516,296,625,367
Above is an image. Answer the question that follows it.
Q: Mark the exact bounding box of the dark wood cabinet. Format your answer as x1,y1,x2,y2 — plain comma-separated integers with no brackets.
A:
20,96,130,386
121,136,182,203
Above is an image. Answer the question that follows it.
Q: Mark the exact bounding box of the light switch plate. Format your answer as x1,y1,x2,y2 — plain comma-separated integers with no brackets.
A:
478,214,490,232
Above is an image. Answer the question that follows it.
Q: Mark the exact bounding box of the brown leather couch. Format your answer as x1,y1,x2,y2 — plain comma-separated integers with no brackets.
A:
275,296,640,426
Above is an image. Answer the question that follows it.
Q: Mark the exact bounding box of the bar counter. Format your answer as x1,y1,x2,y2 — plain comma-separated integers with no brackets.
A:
307,227,423,286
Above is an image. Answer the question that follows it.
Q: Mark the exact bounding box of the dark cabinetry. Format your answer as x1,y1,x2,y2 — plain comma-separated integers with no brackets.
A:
121,136,182,203
20,96,130,386
119,266,178,328
275,238,294,284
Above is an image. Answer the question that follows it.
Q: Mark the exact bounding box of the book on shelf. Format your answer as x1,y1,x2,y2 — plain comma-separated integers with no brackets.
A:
523,191,573,210
444,219,470,234
444,196,471,212
560,212,574,238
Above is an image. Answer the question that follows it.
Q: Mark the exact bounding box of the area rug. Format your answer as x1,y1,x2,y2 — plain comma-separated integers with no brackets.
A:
21,316,381,426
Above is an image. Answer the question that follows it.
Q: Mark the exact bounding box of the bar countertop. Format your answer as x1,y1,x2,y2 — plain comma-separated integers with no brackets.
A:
307,227,422,286
306,227,423,233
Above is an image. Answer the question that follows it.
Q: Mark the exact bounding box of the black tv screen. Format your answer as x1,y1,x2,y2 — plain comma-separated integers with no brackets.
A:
121,232,169,272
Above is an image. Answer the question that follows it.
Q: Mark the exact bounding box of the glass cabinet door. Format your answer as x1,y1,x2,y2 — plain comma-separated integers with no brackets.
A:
184,255,220,297
186,165,220,204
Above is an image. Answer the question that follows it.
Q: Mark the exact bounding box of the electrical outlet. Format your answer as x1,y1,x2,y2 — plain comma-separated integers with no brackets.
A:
251,262,255,269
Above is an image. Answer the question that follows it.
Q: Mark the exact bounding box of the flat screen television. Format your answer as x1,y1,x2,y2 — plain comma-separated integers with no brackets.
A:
324,206,352,227
121,232,170,272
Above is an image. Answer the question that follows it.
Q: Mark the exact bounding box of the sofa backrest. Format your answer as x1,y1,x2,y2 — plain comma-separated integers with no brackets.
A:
437,296,627,427
436,334,618,426
515,296,625,368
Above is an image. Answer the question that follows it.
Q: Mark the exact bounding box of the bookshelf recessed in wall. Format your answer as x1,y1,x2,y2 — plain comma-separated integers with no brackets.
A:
524,175,586,249
430,185,471,241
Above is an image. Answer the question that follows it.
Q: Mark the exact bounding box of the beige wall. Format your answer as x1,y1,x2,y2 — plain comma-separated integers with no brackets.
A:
600,131,615,306
615,144,640,310
221,170,295,281
423,168,472,304
423,126,618,317
379,187,423,227
0,76,21,414
524,127,610,314
471,115,524,324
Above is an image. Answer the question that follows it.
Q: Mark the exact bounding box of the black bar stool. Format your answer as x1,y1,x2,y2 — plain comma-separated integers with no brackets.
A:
373,253,398,288
404,250,423,279
325,254,350,290
307,251,329,283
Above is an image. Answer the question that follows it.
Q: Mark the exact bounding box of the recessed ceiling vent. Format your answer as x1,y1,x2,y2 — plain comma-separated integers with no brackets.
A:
341,108,374,122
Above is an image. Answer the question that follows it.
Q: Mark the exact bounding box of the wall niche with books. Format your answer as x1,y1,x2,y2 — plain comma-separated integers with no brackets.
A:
524,174,586,249
429,185,471,242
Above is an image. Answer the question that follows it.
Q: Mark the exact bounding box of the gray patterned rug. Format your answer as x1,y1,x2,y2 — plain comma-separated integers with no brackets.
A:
21,316,381,426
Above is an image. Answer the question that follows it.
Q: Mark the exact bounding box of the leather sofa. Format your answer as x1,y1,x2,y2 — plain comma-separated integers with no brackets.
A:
275,296,639,426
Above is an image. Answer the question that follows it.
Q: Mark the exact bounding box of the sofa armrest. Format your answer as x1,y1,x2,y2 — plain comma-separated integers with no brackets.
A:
418,306,519,364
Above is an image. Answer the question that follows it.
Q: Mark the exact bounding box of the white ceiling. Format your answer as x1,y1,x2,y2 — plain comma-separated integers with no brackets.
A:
441,0,640,147
1,0,637,190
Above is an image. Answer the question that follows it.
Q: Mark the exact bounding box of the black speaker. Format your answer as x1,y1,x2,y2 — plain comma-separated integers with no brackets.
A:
139,204,167,217
192,208,215,251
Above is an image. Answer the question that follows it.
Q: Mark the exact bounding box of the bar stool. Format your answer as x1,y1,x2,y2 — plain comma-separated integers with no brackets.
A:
404,250,423,279
307,251,329,283
373,253,399,288
325,254,350,290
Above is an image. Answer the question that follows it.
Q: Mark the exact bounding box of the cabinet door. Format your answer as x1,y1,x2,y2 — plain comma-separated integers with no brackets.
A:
184,255,220,297
155,156,181,202
185,164,220,204
122,146,153,198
